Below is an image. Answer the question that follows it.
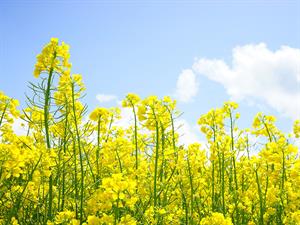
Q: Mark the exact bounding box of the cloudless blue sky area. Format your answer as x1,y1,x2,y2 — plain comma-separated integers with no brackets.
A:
1,0,299,134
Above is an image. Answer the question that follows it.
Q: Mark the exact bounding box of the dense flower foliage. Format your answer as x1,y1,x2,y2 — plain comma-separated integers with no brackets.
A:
0,39,299,225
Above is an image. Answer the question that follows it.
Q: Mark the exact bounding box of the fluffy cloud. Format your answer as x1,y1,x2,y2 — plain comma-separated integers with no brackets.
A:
96,94,118,103
114,107,134,129
175,119,203,146
193,43,300,120
175,69,199,102
114,100,203,147
12,118,28,136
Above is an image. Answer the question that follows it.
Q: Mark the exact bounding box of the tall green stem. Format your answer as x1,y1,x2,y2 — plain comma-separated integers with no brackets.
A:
71,83,84,224
154,120,159,208
132,105,138,171
96,117,101,186
187,154,194,224
45,52,56,220
0,102,9,127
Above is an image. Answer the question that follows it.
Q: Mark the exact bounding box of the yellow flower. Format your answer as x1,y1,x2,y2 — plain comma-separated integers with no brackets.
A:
294,120,300,138
69,219,80,225
119,215,137,225
11,217,19,225
122,93,140,107
200,212,233,225
33,38,71,78
55,211,75,224
87,215,101,225
89,107,110,122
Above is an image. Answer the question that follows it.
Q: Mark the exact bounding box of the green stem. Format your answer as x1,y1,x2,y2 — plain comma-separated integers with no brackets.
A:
0,101,9,127
154,120,159,208
255,168,264,225
71,83,84,224
96,117,101,186
44,52,56,220
72,134,79,218
187,153,194,224
61,107,69,211
132,105,138,171
221,152,225,215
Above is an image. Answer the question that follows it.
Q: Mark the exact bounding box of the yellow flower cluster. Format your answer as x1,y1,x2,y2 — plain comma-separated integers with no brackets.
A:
0,38,299,225
33,38,71,78
294,120,300,138
200,212,233,225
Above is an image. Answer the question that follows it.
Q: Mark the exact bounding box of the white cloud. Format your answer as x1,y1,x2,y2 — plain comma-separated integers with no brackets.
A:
175,69,199,102
294,138,300,149
113,100,204,147
175,119,203,146
193,43,300,120
114,107,134,129
12,118,28,136
96,94,118,103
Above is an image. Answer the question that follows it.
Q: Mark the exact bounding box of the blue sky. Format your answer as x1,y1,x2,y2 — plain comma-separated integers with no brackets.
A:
1,0,299,142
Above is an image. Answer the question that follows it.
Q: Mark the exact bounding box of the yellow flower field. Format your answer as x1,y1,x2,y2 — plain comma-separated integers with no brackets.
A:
0,39,299,225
